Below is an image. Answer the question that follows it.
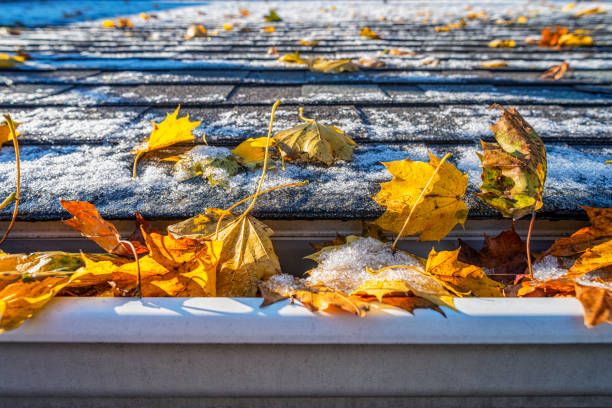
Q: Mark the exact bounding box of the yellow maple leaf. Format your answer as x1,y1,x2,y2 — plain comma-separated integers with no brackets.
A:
168,208,281,296
273,108,357,165
131,106,201,177
488,39,516,48
231,137,277,169
374,152,468,242
425,248,504,297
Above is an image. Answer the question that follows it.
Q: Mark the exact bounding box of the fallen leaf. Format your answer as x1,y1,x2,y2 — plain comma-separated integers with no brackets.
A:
140,13,150,20
425,248,504,297
575,284,612,328
488,39,516,48
231,137,277,169
574,7,606,18
513,277,576,298
544,207,612,257
359,27,381,39
184,24,207,39
264,9,282,22
60,200,148,256
278,51,307,65
102,18,133,29
293,285,370,316
131,106,201,177
536,26,568,47
436,19,466,31
273,108,357,165
352,279,446,315
267,47,279,55
239,8,250,17
458,227,527,284
299,39,320,46
557,33,593,47
480,60,508,68
374,152,468,242
476,106,547,220
309,58,359,73
0,53,25,68
223,23,233,31
562,2,576,12
388,49,415,56
0,120,19,146
168,208,281,297
540,61,569,80
262,26,275,33
566,240,612,278
517,16,528,24
357,57,385,68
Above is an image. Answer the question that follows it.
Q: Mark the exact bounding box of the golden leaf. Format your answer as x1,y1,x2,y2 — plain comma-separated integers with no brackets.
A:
557,33,593,47
574,7,606,18
575,284,612,328
293,285,370,316
488,39,516,48
0,53,25,68
352,279,446,315
374,152,468,242
544,207,612,257
352,279,413,302
566,240,612,278
0,120,19,146
299,39,320,46
168,208,281,297
131,106,201,177
278,51,307,65
425,249,504,297
309,58,359,73
185,24,207,39
273,108,357,165
359,27,381,39
231,137,277,169
480,60,508,68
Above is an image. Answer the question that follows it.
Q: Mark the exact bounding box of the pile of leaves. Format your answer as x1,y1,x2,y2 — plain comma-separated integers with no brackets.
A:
0,103,610,333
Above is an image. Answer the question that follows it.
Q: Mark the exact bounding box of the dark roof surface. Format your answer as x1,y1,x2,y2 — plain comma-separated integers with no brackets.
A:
0,0,610,221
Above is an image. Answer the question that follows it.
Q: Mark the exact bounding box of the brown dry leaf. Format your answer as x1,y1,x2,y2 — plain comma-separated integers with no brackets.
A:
458,227,527,284
567,240,612,279
293,285,370,316
359,27,381,39
536,26,568,47
184,24,207,39
544,207,612,257
131,106,201,177
239,8,250,17
352,280,446,315
168,208,281,297
575,284,612,328
425,249,504,297
540,62,569,80
273,108,356,165
60,200,148,256
267,47,279,55
374,152,468,242
513,277,576,298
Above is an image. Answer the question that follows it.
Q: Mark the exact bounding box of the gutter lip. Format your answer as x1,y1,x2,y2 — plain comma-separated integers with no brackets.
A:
0,297,610,345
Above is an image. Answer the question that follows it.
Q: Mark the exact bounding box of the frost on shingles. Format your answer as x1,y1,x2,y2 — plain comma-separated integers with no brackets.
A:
306,237,424,293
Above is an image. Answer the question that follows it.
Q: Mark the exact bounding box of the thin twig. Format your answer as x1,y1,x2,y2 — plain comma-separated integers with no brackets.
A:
526,210,536,279
119,239,141,297
0,115,20,246
391,153,451,250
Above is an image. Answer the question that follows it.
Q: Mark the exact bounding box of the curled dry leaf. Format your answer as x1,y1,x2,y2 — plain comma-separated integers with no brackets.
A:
185,24,207,39
0,53,25,68
540,62,569,80
566,240,612,279
477,106,546,220
168,208,281,297
293,285,370,316
575,284,612,328
359,27,381,39
480,60,508,68
131,106,201,177
60,200,148,256
425,248,504,297
374,152,468,242
544,207,612,257
273,108,357,165
458,227,528,284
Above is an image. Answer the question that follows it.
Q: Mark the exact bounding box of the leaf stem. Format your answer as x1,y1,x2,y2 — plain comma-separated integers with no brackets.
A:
526,210,536,279
391,153,451,251
0,114,20,246
132,151,144,178
119,238,141,297
0,192,16,211
226,181,308,213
